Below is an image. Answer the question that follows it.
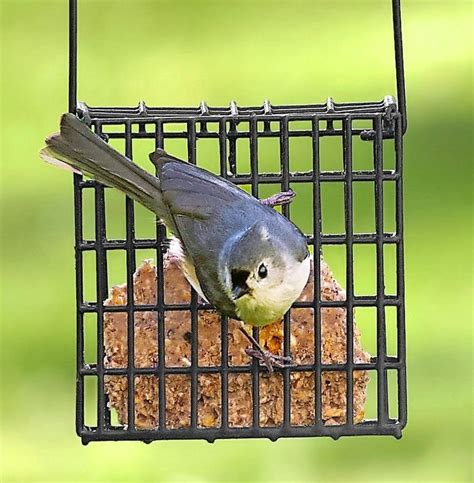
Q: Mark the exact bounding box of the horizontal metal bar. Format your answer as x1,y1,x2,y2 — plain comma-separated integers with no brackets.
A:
78,99,399,121
102,128,395,140
79,295,401,313
76,233,400,251
78,239,158,250
86,116,393,127
79,421,403,444
319,233,400,244
84,106,388,118
79,171,399,189
80,358,401,376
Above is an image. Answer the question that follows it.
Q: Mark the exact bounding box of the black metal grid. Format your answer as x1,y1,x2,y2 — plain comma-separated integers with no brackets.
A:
70,0,407,444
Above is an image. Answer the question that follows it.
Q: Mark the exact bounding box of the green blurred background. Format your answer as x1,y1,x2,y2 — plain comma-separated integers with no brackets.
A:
1,0,472,481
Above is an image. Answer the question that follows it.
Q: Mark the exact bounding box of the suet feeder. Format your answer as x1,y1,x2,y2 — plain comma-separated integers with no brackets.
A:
70,0,408,443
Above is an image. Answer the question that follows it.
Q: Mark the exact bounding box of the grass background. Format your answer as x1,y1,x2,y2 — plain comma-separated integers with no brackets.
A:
0,0,472,481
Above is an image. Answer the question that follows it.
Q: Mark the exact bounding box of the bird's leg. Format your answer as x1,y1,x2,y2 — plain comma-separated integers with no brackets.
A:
238,325,293,374
259,189,295,208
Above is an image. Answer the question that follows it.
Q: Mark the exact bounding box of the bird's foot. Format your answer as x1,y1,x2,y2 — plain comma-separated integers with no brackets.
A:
260,190,295,208
245,347,293,374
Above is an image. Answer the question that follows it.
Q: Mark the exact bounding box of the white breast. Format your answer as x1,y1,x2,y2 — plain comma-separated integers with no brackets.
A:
168,237,208,301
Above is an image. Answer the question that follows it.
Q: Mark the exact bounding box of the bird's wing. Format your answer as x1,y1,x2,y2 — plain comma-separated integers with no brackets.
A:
151,149,254,220
151,150,263,314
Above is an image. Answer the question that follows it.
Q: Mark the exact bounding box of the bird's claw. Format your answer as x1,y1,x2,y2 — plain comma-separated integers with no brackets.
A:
245,348,293,374
260,190,295,208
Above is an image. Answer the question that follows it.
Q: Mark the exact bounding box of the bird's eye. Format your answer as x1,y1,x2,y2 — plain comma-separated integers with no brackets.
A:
258,263,268,279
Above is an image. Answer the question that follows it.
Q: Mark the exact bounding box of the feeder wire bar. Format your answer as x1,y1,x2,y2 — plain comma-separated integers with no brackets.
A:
74,170,84,435
249,117,261,429
124,120,137,431
395,116,407,427
154,120,167,430
92,122,107,433
311,116,323,427
280,117,292,429
80,359,402,377
187,119,199,429
343,117,355,425
219,118,230,430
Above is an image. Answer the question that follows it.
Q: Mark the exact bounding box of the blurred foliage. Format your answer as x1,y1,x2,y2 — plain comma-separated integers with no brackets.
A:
0,0,472,482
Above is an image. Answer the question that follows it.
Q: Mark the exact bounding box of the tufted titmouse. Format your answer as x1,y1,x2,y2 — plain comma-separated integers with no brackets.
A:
41,114,310,371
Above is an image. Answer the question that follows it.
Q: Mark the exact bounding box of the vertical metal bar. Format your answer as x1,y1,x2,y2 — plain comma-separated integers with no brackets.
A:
249,117,260,429
392,0,407,133
311,116,323,427
228,119,238,175
218,118,229,430
280,118,290,214
251,321,260,429
68,0,77,114
374,115,389,424
155,121,167,429
124,121,136,431
219,118,228,179
250,118,259,196
394,115,407,427
220,312,229,430
74,177,84,435
187,120,198,429
251,350,260,421
94,123,107,433
280,117,291,428
343,117,354,426
155,121,166,430
70,0,81,436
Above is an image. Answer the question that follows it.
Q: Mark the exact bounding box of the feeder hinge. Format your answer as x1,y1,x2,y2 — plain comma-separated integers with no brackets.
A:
360,95,398,141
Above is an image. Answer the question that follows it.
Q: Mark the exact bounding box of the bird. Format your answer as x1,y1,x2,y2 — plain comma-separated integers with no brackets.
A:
40,113,310,372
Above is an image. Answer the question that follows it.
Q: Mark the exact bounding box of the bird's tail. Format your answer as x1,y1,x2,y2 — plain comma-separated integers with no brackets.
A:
40,113,168,218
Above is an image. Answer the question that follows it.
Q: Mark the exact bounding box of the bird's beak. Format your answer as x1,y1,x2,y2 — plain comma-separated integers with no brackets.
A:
232,284,250,300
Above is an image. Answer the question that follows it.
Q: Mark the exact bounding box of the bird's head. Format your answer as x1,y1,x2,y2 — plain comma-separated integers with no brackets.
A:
220,222,310,326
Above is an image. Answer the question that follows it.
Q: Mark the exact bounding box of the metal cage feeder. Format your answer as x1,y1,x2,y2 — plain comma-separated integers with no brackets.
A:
70,0,408,444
